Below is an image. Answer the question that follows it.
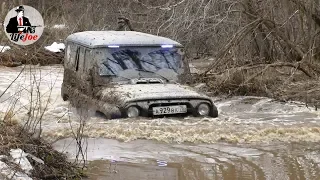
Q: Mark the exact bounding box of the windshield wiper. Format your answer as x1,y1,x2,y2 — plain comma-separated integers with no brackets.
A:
137,69,170,82
101,63,134,81
100,74,132,81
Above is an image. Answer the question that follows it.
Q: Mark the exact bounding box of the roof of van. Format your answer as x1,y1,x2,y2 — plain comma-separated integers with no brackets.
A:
65,31,183,48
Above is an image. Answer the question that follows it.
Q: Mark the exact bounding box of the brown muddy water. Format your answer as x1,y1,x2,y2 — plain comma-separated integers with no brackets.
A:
0,65,320,179
54,139,320,180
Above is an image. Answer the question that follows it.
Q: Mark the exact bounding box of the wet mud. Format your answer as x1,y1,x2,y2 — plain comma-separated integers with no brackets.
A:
62,68,124,118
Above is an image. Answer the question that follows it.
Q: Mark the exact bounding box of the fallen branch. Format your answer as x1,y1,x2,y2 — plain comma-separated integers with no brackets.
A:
201,62,312,79
289,0,320,27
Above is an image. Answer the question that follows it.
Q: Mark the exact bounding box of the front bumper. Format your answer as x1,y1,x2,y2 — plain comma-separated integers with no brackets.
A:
121,99,218,118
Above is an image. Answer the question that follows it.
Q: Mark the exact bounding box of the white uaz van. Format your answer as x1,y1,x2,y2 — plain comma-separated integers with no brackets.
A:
61,31,218,119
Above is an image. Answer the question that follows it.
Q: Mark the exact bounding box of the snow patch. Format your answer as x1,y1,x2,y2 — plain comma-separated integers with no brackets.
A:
194,83,206,90
0,46,11,52
10,149,33,174
0,148,45,179
52,24,66,29
45,42,65,53
0,161,33,180
189,64,200,74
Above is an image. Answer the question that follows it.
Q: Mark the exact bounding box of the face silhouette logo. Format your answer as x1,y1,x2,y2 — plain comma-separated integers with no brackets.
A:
3,5,44,45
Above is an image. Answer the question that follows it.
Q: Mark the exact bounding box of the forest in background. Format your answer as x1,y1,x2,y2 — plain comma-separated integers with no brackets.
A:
0,0,320,104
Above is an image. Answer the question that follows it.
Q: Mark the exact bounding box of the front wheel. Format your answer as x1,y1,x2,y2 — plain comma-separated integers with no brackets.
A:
62,94,69,101
210,105,218,118
61,83,69,101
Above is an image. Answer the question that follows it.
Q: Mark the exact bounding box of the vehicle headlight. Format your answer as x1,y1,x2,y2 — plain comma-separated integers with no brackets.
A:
127,106,140,118
197,103,210,116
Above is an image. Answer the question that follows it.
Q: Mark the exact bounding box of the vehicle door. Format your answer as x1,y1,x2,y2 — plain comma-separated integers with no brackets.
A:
75,46,94,96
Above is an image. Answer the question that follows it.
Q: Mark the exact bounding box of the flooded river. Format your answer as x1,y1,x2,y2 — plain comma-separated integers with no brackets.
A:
0,65,320,179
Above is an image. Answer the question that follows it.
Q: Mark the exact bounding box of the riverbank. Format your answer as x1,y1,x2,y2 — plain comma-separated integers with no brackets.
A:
188,59,320,109
0,46,63,67
0,119,83,179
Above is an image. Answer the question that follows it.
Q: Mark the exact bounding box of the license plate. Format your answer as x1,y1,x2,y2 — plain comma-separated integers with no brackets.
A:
153,105,187,115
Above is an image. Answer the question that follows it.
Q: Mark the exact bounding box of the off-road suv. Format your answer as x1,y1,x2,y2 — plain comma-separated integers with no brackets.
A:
61,31,218,119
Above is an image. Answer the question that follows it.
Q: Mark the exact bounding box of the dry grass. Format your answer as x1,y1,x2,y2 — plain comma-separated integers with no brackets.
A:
0,47,63,66
191,63,320,108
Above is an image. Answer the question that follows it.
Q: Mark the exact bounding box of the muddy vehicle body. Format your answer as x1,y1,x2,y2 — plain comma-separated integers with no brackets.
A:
61,31,218,119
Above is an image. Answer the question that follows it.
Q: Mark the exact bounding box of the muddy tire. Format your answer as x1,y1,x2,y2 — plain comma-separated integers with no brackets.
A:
210,105,218,118
95,110,107,118
62,94,69,101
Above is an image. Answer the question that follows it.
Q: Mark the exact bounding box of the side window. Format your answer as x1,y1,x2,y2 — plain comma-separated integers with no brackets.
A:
64,44,70,67
78,47,85,72
68,44,78,68
96,49,107,75
84,49,92,72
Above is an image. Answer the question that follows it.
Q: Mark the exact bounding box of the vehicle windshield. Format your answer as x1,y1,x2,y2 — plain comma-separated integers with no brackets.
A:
97,47,183,78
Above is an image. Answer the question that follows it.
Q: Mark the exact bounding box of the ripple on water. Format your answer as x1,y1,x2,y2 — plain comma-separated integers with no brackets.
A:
0,66,320,145
41,114,320,144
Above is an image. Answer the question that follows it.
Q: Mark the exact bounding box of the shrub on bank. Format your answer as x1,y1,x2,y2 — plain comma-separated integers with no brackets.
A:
0,120,84,179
